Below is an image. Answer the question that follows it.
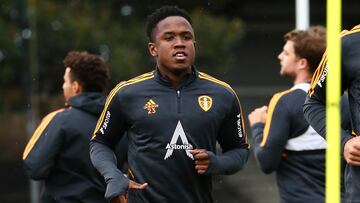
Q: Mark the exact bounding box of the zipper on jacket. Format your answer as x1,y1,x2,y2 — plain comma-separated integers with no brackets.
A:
177,90,181,113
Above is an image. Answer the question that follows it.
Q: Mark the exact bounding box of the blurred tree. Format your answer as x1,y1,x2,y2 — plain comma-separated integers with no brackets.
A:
193,9,244,75
0,0,245,113
0,0,30,111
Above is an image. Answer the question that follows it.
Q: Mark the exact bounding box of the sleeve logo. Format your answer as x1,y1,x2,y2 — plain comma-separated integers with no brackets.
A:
198,95,212,112
237,114,243,138
317,64,328,88
100,111,111,134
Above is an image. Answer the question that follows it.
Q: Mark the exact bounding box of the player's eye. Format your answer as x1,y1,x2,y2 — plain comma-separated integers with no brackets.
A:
164,35,174,41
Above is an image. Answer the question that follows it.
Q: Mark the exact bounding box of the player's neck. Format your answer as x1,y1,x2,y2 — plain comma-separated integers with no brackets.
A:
158,67,192,88
293,73,312,85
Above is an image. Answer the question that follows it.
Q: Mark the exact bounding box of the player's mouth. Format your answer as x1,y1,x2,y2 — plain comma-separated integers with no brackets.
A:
173,52,187,60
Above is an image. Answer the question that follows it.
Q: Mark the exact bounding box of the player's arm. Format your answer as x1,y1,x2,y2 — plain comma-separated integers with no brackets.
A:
90,90,147,201
303,48,358,165
249,95,290,174
191,94,249,175
90,92,129,201
303,50,352,147
22,109,65,179
303,88,326,138
305,75,356,165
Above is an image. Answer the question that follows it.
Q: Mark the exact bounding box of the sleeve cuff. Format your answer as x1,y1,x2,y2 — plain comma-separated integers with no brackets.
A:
104,169,129,201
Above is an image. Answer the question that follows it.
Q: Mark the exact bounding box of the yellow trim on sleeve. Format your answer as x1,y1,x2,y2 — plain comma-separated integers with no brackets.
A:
309,51,328,97
22,109,65,160
260,89,292,147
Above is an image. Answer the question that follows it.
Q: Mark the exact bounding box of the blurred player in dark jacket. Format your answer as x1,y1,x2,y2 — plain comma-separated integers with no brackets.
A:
248,26,328,203
23,51,110,203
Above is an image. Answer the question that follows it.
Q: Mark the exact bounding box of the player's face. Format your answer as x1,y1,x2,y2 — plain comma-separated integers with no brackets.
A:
148,16,195,75
278,40,300,78
62,67,76,101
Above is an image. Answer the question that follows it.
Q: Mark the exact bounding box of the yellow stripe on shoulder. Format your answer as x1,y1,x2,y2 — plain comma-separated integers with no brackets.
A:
127,71,154,83
341,25,360,37
309,25,360,97
352,24,360,30
260,89,292,147
198,72,232,89
22,108,65,160
198,71,248,144
93,72,154,139
198,71,240,104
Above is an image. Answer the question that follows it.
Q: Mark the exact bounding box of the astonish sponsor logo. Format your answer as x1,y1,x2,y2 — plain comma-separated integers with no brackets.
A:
164,121,194,160
166,143,193,150
100,111,111,134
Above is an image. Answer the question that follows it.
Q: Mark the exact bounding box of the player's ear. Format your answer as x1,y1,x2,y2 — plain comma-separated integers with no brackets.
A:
298,58,308,70
148,42,158,57
72,81,83,94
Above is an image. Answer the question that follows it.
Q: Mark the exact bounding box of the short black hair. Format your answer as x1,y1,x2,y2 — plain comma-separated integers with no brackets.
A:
146,5,192,42
63,51,109,92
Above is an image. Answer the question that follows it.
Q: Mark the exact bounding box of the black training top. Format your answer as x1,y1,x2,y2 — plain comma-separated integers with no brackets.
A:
252,83,326,203
90,68,249,203
23,92,107,203
304,24,360,202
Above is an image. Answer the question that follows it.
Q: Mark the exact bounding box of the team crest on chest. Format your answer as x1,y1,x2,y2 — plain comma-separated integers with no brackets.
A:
144,99,159,114
198,95,212,112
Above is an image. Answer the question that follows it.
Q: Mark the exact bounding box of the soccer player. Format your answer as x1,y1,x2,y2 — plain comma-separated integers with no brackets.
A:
23,51,110,202
304,24,360,202
90,5,249,203
248,26,327,202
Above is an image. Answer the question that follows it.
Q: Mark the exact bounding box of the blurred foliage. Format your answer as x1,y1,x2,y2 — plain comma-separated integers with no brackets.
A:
193,8,244,72
0,0,245,112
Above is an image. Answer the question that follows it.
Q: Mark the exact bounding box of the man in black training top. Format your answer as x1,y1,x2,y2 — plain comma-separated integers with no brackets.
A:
248,26,328,203
304,24,360,202
23,51,110,202
90,5,249,203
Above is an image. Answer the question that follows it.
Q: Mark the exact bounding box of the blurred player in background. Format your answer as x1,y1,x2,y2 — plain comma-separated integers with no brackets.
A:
248,26,328,202
23,51,110,203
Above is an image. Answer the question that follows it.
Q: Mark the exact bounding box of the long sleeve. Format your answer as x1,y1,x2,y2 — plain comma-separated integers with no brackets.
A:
206,93,249,175
90,87,129,200
303,49,352,148
90,141,129,201
23,109,65,179
205,148,248,175
252,94,291,174
304,93,353,149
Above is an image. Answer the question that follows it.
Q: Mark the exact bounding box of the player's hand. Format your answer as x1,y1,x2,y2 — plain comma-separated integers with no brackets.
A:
129,180,148,189
248,106,268,127
344,136,360,166
190,149,209,175
110,180,148,203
